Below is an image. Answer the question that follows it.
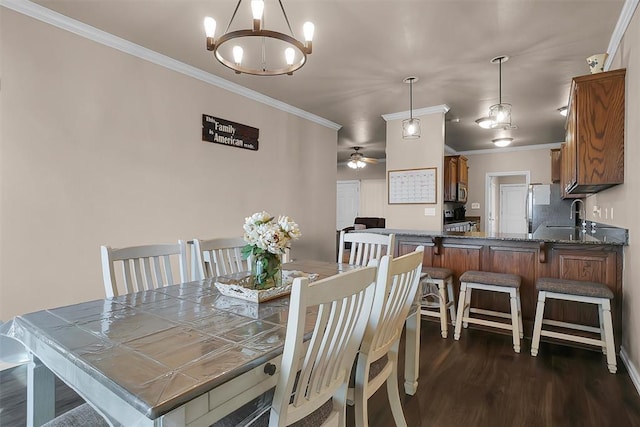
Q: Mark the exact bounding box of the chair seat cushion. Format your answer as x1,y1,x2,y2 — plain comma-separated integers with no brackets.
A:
460,271,521,288
42,403,108,427
421,267,453,280
536,277,613,299
349,354,389,387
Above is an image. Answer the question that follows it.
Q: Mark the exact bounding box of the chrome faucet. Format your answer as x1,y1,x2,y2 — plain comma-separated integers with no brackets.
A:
570,199,587,230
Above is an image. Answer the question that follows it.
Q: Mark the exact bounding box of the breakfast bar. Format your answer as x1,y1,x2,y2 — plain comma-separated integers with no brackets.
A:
365,224,627,350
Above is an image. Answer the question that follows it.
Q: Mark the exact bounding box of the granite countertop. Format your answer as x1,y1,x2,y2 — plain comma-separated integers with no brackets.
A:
363,223,628,246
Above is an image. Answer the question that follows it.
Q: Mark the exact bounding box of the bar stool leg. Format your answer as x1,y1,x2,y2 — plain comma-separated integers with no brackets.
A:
509,288,521,353
446,278,457,324
462,287,472,328
516,289,524,339
598,303,607,355
531,291,546,357
454,283,467,340
438,282,448,338
602,300,617,374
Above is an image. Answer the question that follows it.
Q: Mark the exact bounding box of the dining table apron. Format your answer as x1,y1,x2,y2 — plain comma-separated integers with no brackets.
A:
2,260,422,427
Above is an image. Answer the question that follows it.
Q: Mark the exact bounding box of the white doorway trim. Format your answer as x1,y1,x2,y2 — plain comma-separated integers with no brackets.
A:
484,171,530,233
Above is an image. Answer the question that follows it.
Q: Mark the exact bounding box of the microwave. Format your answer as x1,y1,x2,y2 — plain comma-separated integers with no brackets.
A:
457,183,468,203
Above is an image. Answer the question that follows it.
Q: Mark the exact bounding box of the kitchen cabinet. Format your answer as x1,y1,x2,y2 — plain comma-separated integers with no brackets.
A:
564,69,625,194
560,143,584,199
443,155,468,202
550,148,561,183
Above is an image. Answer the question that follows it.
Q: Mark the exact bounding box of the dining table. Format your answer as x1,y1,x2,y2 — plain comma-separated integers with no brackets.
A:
1,260,422,427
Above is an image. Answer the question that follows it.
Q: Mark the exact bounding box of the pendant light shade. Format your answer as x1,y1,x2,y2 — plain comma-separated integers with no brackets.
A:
402,76,420,139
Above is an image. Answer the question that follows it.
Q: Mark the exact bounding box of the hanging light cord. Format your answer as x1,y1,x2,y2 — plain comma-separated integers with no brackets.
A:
410,79,414,120
498,57,502,104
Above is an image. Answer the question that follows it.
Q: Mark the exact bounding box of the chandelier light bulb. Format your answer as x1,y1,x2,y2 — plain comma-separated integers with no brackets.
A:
204,17,216,38
303,22,315,42
285,47,295,65
233,46,244,65
251,0,265,20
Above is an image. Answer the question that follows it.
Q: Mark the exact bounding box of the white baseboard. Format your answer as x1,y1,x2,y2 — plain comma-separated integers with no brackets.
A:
620,346,640,396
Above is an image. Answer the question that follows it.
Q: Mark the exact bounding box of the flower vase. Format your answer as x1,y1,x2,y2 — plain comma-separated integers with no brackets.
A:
251,252,282,290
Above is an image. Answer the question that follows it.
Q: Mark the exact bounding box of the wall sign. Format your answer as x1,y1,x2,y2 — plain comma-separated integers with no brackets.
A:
202,114,259,151
388,168,437,204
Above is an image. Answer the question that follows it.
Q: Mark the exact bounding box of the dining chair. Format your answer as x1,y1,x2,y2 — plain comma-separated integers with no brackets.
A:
214,265,377,427
192,237,248,280
337,231,395,266
271,266,378,426
100,241,187,298
349,246,424,427
41,403,108,427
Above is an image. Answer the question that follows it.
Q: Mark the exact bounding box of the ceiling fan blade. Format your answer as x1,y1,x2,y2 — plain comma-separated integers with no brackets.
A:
362,157,378,164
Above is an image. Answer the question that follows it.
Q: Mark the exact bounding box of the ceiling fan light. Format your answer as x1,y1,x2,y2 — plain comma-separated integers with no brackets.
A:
492,137,513,147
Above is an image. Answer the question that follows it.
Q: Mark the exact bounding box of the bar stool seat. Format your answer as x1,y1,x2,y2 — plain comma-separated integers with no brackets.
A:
420,267,456,338
531,277,616,374
454,270,523,353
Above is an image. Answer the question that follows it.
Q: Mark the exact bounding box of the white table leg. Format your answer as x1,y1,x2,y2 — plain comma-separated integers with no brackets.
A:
404,308,420,395
27,355,55,427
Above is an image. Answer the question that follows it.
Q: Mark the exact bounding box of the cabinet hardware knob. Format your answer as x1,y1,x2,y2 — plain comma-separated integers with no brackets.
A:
264,363,277,376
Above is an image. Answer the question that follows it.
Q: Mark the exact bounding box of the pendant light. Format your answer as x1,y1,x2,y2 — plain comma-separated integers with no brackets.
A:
477,55,513,129
402,76,420,139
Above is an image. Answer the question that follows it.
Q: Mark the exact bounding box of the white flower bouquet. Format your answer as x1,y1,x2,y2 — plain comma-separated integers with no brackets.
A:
242,211,301,289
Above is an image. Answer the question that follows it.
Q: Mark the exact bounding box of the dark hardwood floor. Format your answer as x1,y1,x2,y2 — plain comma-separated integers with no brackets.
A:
2,321,640,426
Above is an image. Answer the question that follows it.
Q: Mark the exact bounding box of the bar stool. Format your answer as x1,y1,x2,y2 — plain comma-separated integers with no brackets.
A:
454,270,523,353
420,267,456,338
531,277,616,374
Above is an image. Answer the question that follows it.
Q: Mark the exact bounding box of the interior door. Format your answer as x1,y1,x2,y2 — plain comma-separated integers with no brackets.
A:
499,184,527,234
336,180,360,230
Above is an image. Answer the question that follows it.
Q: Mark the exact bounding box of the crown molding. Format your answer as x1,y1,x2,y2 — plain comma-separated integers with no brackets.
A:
449,142,562,156
605,0,640,70
0,0,342,131
381,104,450,122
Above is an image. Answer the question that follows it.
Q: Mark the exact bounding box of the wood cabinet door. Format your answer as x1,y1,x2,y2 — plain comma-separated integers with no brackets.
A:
566,88,578,191
458,156,468,185
443,156,457,202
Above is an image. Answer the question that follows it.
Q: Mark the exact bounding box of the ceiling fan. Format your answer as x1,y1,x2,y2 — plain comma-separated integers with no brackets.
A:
347,147,378,169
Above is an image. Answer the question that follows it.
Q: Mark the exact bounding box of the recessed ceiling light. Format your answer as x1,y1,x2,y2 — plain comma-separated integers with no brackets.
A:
558,106,568,116
492,137,513,147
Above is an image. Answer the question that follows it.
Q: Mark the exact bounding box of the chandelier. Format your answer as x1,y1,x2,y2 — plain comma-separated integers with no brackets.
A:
478,55,512,129
204,0,314,76
402,76,420,139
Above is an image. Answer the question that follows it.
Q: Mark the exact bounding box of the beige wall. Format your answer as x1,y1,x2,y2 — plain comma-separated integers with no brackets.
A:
385,112,445,230
0,11,337,320
464,148,554,225
585,7,640,375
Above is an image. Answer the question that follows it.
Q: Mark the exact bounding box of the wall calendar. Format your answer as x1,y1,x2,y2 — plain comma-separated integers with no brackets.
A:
388,168,437,204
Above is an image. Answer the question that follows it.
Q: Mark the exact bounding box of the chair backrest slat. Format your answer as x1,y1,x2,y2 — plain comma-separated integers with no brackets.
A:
100,241,187,298
338,231,394,267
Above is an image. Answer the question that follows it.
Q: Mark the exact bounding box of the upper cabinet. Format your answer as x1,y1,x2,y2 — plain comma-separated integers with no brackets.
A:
564,69,625,195
444,155,468,202
550,148,561,183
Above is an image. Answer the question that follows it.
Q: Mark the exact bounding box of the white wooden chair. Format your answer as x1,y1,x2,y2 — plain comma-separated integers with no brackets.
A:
268,266,377,426
338,231,395,266
349,246,424,427
100,241,187,298
192,237,248,280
